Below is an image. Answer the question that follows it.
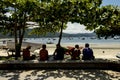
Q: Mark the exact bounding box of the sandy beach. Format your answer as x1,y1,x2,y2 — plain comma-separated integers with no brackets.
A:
0,43,120,80
1,43,120,59
45,43,120,60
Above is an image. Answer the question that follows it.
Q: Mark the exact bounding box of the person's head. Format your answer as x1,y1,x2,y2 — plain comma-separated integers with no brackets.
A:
75,44,79,49
42,44,46,49
26,45,31,50
56,44,61,48
85,43,89,48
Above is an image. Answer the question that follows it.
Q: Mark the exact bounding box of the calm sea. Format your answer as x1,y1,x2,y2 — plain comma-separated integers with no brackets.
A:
0,37,120,45
24,37,120,44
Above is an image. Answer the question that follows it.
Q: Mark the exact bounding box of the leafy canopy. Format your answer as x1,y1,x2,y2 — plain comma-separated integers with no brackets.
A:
95,5,120,38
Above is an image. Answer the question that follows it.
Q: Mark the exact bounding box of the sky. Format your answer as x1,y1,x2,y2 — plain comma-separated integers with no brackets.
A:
63,0,120,34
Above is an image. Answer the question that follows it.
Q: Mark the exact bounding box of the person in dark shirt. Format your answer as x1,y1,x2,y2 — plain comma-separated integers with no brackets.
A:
53,44,65,60
82,43,95,60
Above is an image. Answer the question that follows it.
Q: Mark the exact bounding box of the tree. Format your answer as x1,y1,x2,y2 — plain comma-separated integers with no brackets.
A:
29,0,63,36
51,0,102,45
1,0,110,60
95,5,120,38
71,0,102,30
32,0,102,45
48,0,73,45
1,0,40,60
81,3,120,39
31,0,73,45
0,0,8,28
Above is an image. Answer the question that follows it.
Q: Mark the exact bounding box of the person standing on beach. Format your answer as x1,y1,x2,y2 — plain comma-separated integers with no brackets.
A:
70,44,81,60
53,44,65,60
39,44,48,61
82,43,95,60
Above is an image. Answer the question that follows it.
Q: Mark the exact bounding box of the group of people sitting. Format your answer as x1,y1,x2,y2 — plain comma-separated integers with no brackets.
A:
22,43,95,61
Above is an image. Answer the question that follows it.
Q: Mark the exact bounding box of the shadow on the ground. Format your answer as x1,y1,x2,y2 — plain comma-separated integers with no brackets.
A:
0,69,120,80
0,56,120,80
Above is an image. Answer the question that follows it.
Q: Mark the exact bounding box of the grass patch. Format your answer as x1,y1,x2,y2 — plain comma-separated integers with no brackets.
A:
0,56,16,60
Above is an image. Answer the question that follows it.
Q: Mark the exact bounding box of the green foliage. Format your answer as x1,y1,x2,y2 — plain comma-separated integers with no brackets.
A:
95,5,120,38
1,0,40,32
0,1,9,35
1,0,119,39
1,0,120,41
1,0,103,37
31,0,103,36
32,0,73,35
0,0,41,59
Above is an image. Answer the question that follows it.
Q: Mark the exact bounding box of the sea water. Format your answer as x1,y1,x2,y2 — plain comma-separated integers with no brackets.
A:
0,37,120,46
24,37,120,44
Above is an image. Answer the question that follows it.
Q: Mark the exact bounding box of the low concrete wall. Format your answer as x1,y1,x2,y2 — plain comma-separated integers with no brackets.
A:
0,59,120,71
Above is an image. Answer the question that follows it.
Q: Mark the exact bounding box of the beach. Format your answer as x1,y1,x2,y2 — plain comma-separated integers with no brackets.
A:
1,42,120,59
0,42,120,80
46,43,120,60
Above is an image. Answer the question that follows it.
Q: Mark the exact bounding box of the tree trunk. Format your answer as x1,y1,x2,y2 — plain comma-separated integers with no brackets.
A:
15,31,19,60
14,6,19,60
15,28,25,60
14,20,18,60
58,22,64,45
15,11,26,60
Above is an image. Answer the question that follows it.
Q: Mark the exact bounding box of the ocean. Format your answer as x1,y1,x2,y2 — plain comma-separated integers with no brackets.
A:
0,37,120,46
24,37,120,44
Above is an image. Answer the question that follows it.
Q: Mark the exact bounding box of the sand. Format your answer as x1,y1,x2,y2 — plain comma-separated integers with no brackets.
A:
46,43,120,60
0,69,120,80
1,43,120,59
0,43,120,80
0,43,120,59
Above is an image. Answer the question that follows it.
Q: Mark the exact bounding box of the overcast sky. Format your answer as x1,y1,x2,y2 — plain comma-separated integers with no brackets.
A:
63,22,92,34
63,0,120,34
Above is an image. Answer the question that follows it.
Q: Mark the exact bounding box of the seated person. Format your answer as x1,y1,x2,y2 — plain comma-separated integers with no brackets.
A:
70,44,81,60
39,44,48,61
53,44,65,60
82,43,95,60
23,46,36,60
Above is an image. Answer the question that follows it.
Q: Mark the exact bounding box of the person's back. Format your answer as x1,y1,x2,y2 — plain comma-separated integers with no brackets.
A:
39,44,48,61
23,46,31,60
53,44,65,60
71,45,81,60
82,43,94,60
56,47,64,60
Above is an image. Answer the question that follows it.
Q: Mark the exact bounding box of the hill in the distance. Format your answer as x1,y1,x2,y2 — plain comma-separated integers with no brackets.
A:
0,29,96,38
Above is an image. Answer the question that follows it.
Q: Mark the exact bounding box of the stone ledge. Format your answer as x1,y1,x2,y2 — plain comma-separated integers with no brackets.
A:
0,59,120,71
